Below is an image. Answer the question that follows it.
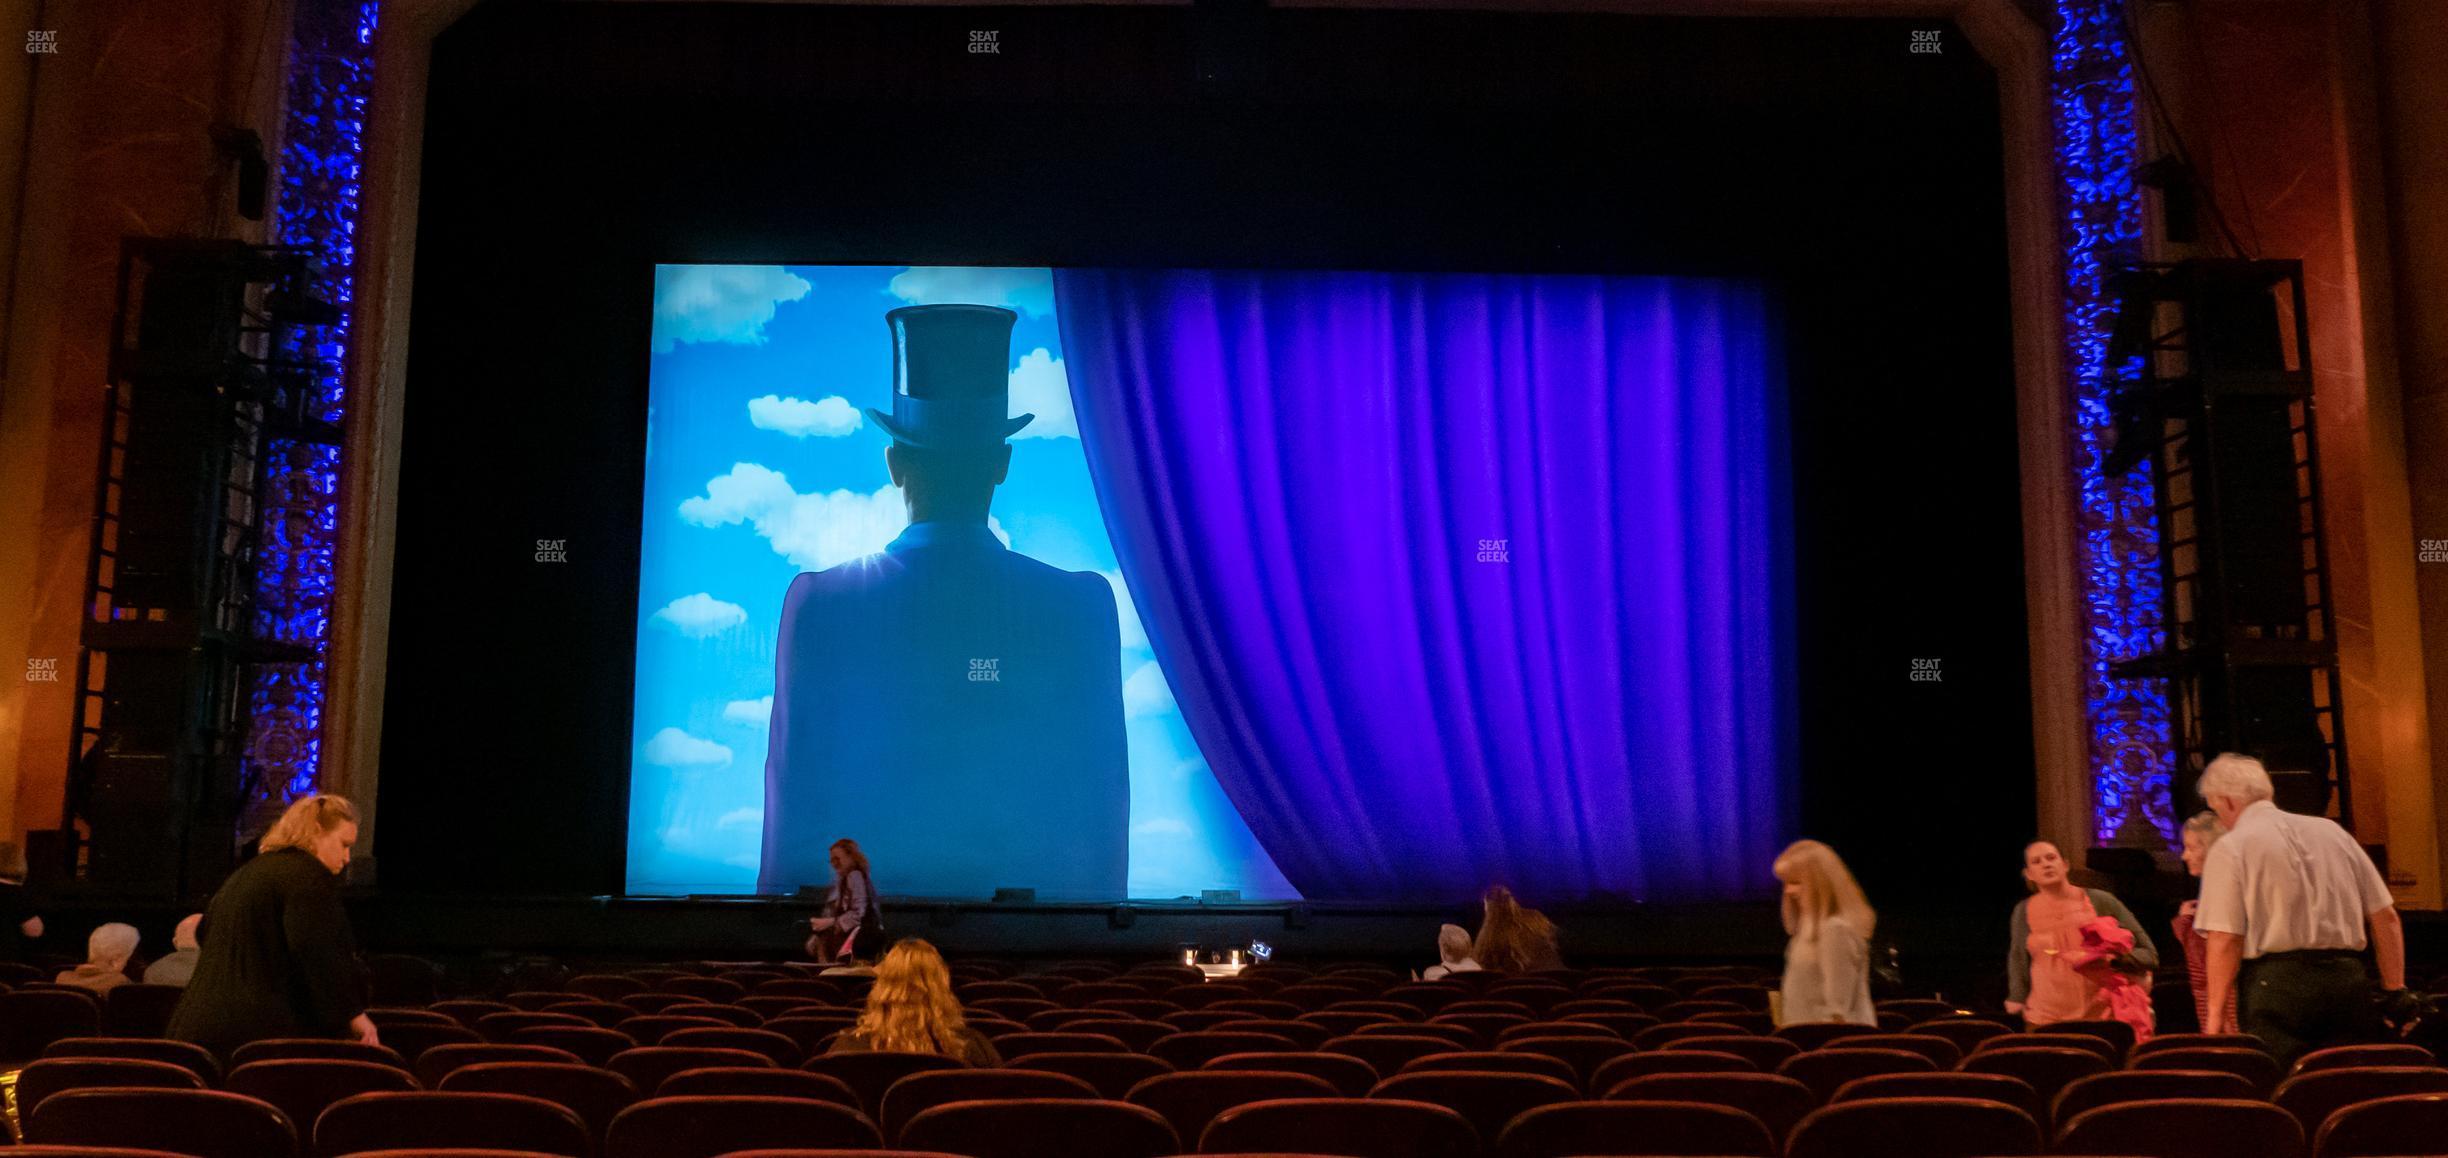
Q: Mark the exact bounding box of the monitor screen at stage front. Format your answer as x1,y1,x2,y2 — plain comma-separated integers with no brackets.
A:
628,264,1798,904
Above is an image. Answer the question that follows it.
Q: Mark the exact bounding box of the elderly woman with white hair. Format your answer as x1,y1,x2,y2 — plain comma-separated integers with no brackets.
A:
1419,923,1481,981
2170,812,2233,1031
2193,752,2405,1064
56,922,141,994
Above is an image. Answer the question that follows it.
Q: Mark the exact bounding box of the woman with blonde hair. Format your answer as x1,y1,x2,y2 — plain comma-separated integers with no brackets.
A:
1474,886,1564,973
826,938,1001,1065
167,794,375,1059
1773,839,1877,1026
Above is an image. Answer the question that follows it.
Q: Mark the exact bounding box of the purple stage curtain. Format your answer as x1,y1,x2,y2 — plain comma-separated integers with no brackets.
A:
1053,269,1795,904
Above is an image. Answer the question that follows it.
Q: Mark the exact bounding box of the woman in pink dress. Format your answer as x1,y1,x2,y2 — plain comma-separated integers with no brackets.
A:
2005,841,2158,1028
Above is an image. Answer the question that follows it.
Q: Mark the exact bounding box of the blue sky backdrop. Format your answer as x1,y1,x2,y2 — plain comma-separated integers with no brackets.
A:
631,264,1300,899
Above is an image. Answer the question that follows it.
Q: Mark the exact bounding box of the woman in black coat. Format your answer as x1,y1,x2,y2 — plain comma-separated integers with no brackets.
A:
167,794,375,1060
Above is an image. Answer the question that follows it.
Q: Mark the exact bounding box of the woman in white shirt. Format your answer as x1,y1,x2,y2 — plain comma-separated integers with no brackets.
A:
1773,839,1877,1026
1420,924,1481,981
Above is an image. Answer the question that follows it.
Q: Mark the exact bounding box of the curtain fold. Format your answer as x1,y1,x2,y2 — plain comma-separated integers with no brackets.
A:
1056,268,1795,904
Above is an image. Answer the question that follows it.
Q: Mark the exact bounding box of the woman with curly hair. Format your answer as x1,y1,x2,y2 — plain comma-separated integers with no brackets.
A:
1473,886,1564,973
826,938,1000,1065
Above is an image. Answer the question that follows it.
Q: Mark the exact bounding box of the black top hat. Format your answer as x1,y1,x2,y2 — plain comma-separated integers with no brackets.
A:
868,304,1033,450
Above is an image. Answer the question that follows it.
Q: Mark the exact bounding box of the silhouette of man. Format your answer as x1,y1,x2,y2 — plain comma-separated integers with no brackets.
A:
760,304,1128,900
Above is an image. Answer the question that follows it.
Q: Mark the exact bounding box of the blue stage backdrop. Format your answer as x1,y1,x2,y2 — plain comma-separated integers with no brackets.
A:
631,265,1796,904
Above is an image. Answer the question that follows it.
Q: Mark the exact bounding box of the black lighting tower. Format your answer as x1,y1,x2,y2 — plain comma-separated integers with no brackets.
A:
2104,259,2349,827
63,238,336,898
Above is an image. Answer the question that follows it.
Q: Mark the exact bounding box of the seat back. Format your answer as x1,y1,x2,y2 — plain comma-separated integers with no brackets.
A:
602,1094,882,1158
228,1038,409,1071
1060,1019,1179,1052
2054,1097,2302,1158
370,1020,483,1063
1494,1099,1777,1158
2130,1032,2265,1060
1776,1047,1937,1101
1323,1033,1464,1075
1004,1050,1175,1098
653,1064,859,1105
26,1088,298,1158
1204,1050,1383,1096
1146,1030,1299,1069
14,1058,204,1116
660,1026,803,1066
606,1045,773,1095
1604,1072,1816,1142
610,1014,731,1044
1774,1023,1888,1051
2040,1019,2137,1057
1785,1096,2042,1158
989,1031,1130,1057
2131,1046,2285,1096
2050,1069,2257,1131
897,1098,1178,1158
1123,1069,1337,1144
2292,1043,2437,1075
41,1037,221,1084
1591,1049,1759,1090
1400,1050,1579,1086
438,1060,643,1139
1908,1019,2016,1054
1368,1070,1578,1142
1822,1033,1963,1069
225,1058,418,1139
876,1067,1097,1141
0,991,105,1063
1497,1035,1636,1087
316,1089,591,1157
1957,1045,2112,1110
1830,1070,2043,1123
798,1049,968,1114
2273,1066,2448,1138
413,1041,585,1087
99,984,184,1038
1976,1032,2119,1064
1199,1096,1478,1158
2311,1090,2448,1158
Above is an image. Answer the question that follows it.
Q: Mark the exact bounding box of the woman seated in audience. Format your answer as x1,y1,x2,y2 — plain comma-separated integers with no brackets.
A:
2170,811,2234,1031
56,922,141,994
145,913,204,986
1474,886,1564,973
168,794,378,1058
1772,839,1877,1025
1418,923,1481,980
827,938,1001,1065
2005,839,2157,1028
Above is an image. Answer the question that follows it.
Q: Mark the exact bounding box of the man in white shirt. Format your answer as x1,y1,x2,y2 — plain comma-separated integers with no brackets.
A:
2194,753,2406,1065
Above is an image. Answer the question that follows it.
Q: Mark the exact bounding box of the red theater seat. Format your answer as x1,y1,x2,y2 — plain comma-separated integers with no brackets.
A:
1349,1020,1475,1047
478,1011,596,1041
991,1031,1132,1057
1957,1045,2112,1111
1493,1021,1619,1044
2051,1069,2260,1129
540,1000,635,1029
42,1037,222,1084
1401,1050,1580,1086
1591,1049,1760,1089
1,993,107,1064
1660,1034,1800,1071
1491,1099,1777,1158
1821,1032,1963,1068
1632,1022,1749,1051
13,1058,205,1117
1828,1070,2044,1124
1006,1050,1176,1098
602,1095,882,1158
373,1020,485,1062
2130,1046,2285,1097
1603,1072,1816,1142
1124,1069,1338,1144
1149,1031,1303,1069
2311,1091,2448,1158
99,984,184,1038
26,1089,299,1158
1784,1096,2042,1158
655,1065,860,1105
413,1042,586,1088
1975,1032,2121,1065
1497,1034,1636,1086
439,1060,645,1139
1772,1022,1888,1051
2130,1032,2265,1059
2291,1043,2437,1075
1203,1050,1383,1096
1368,1070,1579,1142
877,1067,1100,1141
611,1015,732,1045
1322,1034,1462,1076
2054,1097,2303,1158
2041,1019,2138,1057
5,1149,237,1158
661,1026,804,1066
608,1046,774,1095
1907,1018,2016,1054
2272,1066,2448,1138
315,1090,591,1158
1209,1019,1330,1050
1064,1019,1181,1052
1196,1097,1477,1158
230,1038,410,1071
1776,1047,1936,1102
798,1049,967,1115
225,1058,419,1139
898,1098,1180,1158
